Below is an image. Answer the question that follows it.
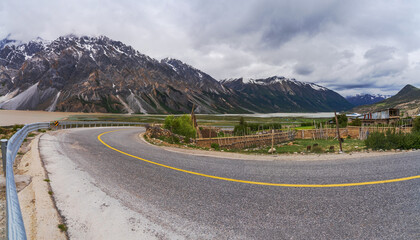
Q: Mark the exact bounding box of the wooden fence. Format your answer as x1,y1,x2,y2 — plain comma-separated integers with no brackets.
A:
195,126,413,149
195,130,295,149
295,126,413,140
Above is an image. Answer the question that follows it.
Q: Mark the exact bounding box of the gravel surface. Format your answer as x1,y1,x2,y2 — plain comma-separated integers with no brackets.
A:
40,127,420,239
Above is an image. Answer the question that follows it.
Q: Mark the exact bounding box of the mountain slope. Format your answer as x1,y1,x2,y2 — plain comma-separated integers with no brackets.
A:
352,85,420,116
221,77,353,112
0,35,244,113
1,35,353,113
346,94,391,107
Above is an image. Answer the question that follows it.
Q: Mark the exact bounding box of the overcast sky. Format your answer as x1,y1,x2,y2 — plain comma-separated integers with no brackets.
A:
1,0,420,96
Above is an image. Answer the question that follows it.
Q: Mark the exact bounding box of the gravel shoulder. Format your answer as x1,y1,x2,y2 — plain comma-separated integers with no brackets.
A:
16,134,66,240
1,134,66,240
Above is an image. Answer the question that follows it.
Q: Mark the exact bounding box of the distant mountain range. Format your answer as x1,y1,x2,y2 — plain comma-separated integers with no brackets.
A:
0,35,358,113
222,77,353,112
346,94,392,107
352,85,420,116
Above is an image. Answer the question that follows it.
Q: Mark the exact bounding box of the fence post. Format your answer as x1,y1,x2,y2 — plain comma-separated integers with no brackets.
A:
1,139,8,177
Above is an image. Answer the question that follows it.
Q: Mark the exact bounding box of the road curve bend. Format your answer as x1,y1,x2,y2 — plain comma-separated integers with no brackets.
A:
39,127,420,239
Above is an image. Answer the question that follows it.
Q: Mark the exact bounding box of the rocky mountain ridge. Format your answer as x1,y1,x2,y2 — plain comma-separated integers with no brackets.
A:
221,77,353,112
0,35,352,113
352,85,420,116
346,93,392,107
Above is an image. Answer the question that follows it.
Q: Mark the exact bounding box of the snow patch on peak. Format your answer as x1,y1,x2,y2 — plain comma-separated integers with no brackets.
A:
308,83,327,91
165,61,178,73
244,76,328,91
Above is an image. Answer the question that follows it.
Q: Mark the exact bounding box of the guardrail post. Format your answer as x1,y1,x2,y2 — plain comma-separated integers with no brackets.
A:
1,139,7,177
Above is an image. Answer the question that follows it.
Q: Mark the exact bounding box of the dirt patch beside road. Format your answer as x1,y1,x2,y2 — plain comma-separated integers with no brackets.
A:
16,135,66,240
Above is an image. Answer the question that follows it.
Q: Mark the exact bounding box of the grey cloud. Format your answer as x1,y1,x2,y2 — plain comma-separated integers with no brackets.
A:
294,63,314,76
328,81,399,92
364,46,396,62
1,0,420,96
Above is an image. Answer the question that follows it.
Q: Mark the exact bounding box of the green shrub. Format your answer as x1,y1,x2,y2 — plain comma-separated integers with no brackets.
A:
58,224,67,232
159,135,180,144
164,115,197,139
12,124,24,131
169,136,180,144
348,118,361,126
234,117,281,135
365,130,420,150
211,143,220,150
312,146,324,153
300,122,313,127
365,132,387,150
413,117,420,133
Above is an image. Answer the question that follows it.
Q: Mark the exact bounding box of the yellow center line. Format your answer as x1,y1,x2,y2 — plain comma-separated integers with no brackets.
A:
98,130,420,188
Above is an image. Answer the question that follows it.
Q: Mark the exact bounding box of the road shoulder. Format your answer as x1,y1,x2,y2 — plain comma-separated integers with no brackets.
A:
17,134,67,240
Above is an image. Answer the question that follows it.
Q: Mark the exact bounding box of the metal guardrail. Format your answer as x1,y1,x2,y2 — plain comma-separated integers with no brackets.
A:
51,121,146,130
3,123,50,240
2,121,145,240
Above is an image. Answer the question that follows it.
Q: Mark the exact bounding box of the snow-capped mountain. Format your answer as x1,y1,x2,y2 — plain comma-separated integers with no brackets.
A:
352,85,420,114
346,93,392,107
1,35,352,113
221,76,352,112
0,35,239,113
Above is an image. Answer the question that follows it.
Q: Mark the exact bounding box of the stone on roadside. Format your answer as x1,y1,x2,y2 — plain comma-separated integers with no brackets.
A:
268,147,276,153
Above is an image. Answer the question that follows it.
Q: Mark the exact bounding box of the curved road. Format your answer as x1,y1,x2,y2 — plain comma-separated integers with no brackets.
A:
40,127,420,239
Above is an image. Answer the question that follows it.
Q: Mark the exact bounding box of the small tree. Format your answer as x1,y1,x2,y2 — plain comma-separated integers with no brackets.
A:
331,114,348,128
234,117,248,135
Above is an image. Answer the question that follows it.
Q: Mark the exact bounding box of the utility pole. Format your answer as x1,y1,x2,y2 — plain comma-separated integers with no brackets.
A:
334,111,343,153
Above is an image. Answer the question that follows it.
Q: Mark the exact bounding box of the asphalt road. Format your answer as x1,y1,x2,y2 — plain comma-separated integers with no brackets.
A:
43,127,420,239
